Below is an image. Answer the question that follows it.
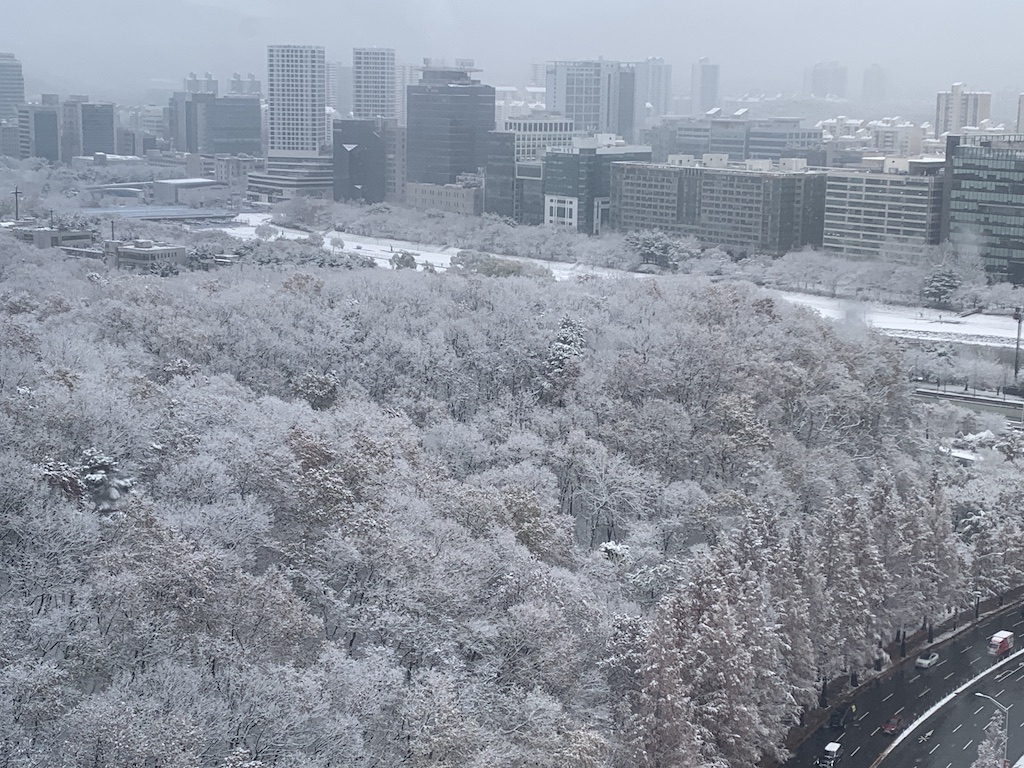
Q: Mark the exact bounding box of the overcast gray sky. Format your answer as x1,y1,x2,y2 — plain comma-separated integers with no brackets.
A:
4,0,1024,107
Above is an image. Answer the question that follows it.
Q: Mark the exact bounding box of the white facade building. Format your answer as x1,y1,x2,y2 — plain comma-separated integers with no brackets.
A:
394,62,422,126
935,83,991,137
504,115,579,161
353,47,396,120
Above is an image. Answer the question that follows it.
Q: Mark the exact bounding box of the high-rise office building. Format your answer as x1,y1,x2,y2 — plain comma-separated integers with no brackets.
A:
944,134,1024,281
17,103,60,162
333,118,387,203
328,62,353,116
806,62,848,99
633,57,673,119
691,57,720,114
168,91,262,156
246,45,331,202
353,47,396,120
80,102,116,155
0,53,25,123
935,83,992,137
546,60,631,134
862,64,887,105
406,62,495,186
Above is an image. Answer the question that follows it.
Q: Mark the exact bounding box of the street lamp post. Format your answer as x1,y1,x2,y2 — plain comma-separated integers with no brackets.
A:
974,692,1010,768
1014,308,1023,381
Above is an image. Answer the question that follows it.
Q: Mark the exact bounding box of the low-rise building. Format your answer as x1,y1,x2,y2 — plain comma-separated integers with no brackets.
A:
9,224,94,249
610,155,826,255
152,178,230,206
823,158,945,260
103,239,187,271
406,178,484,215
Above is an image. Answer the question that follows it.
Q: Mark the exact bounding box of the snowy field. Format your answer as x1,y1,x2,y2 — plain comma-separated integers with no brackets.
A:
219,213,1021,349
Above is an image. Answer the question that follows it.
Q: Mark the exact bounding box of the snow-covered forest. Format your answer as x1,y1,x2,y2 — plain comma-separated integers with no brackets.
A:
2,234,1024,768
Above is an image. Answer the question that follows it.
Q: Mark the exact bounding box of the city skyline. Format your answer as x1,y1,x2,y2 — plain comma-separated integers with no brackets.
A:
5,0,1024,109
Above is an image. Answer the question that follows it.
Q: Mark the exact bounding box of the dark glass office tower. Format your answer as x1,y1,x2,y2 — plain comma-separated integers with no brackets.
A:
80,102,115,155
406,65,495,185
333,119,387,203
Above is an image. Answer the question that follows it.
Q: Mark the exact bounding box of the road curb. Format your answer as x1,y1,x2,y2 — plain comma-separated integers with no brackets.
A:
867,645,1024,768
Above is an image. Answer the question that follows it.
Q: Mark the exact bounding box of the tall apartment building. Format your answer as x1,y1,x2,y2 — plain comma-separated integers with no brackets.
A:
0,53,25,123
690,57,720,114
406,63,494,186
806,61,848,99
353,47,396,120
543,135,652,234
546,60,631,135
228,73,262,95
394,62,422,126
184,73,219,95
862,64,887,105
246,45,331,202
17,104,60,161
935,83,991,137
823,159,945,260
328,62,353,116
484,115,580,223
943,134,1024,281
610,155,826,255
634,58,672,119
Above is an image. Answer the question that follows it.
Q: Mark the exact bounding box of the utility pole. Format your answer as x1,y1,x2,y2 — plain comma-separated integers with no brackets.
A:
12,186,21,221
1014,308,1023,380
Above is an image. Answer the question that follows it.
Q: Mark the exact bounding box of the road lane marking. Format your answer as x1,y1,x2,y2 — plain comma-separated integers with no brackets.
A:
954,724,963,733
1013,619,1024,627
945,672,955,680
997,689,1006,697
895,706,905,714
962,647,971,654
964,740,974,750
937,659,948,667
871,727,880,736
919,688,931,698
883,693,894,701
972,656,983,664
930,743,941,754
974,706,986,714
858,711,870,721
852,747,861,757
910,674,921,683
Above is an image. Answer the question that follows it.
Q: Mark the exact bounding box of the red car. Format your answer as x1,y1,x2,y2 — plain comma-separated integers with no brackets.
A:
882,715,904,735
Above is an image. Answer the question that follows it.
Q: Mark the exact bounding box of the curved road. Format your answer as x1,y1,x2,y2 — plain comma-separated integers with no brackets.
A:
788,608,1024,768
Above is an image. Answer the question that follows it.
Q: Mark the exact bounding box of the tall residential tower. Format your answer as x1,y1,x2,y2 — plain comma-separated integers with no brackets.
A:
353,47,396,120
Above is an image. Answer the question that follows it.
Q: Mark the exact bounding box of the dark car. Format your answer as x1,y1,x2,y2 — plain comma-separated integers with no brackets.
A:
882,715,904,735
829,706,851,730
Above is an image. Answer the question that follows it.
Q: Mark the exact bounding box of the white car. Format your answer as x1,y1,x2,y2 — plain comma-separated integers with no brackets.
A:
915,652,940,669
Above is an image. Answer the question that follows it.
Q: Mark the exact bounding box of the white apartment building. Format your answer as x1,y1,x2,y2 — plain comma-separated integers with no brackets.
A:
823,158,945,260
394,62,421,126
935,83,991,137
545,60,624,134
247,45,331,202
353,47,396,120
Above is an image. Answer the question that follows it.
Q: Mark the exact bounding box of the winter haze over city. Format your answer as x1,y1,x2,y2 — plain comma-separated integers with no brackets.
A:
7,2,1024,768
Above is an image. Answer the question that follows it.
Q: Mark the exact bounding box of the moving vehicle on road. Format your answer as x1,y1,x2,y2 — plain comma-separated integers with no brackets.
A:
881,715,904,735
915,651,939,668
817,741,843,766
989,630,1014,658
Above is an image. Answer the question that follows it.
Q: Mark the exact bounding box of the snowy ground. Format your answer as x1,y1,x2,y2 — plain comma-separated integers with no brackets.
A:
218,214,1021,348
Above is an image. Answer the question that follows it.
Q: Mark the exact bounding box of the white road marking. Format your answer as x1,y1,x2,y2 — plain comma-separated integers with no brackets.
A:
930,743,941,754
997,689,1005,697
953,724,964,733
852,746,861,757
945,672,955,680
964,739,974,750
919,688,931,698
937,658,948,667
974,706,986,715
858,711,870,721
1013,619,1024,627
871,727,880,736
883,693,894,702
910,674,921,683
895,706,906,714
961,647,971,654
972,656,983,664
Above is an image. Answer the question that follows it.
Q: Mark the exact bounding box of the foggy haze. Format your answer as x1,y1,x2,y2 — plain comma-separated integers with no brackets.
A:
3,0,1024,110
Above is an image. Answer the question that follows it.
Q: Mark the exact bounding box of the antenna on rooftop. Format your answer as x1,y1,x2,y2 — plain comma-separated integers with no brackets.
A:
12,186,21,220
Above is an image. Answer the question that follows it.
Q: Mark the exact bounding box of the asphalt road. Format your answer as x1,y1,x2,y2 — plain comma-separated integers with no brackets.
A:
787,608,1024,768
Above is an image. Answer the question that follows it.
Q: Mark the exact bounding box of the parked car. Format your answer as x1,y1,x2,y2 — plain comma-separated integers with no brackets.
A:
882,715,904,735
829,706,851,730
916,652,940,669
816,741,843,766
